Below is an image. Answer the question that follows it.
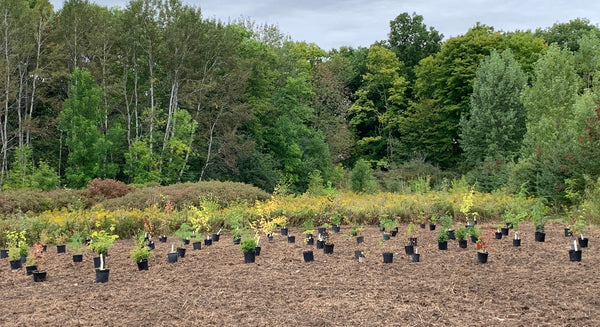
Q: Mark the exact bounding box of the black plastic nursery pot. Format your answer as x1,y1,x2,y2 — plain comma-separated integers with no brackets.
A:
72,254,83,262
495,232,503,240
0,249,7,258
513,239,521,247
316,240,324,249
332,225,340,233
255,246,261,256
318,227,326,235
323,243,334,254
578,238,589,248
535,232,546,242
204,239,212,246
193,242,202,250
32,270,47,282
356,236,364,244
471,235,478,243
438,241,448,250
306,238,314,246
56,245,66,253
9,260,21,270
382,233,390,241
20,255,26,264
137,259,149,271
477,251,489,263
147,241,155,250
412,253,420,262
267,235,274,242
181,238,190,245
354,250,364,259
382,252,393,263
565,228,572,237
404,245,414,255
93,256,105,268
167,252,178,263
501,227,509,236
429,224,436,231
280,228,288,236
211,234,220,242
448,230,455,240
390,230,398,237
420,224,426,229
409,237,418,246
303,251,314,262
458,240,468,249
243,251,256,263
95,269,110,283
159,236,167,243
569,249,582,262
26,265,37,275
287,236,296,243
177,247,186,258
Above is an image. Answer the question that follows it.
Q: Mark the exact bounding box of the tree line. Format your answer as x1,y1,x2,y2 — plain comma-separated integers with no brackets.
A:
2,0,600,207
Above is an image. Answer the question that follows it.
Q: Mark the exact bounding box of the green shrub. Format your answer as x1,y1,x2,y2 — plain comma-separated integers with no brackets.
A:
350,159,378,193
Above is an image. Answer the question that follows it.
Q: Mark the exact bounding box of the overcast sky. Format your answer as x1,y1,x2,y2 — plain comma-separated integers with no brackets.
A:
50,0,600,50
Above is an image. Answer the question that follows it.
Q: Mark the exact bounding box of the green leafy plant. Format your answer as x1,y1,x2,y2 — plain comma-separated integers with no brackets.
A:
239,238,257,253
174,223,193,241
468,225,481,240
378,240,394,252
88,225,119,255
380,217,398,231
455,225,467,241
130,232,153,262
531,199,548,232
67,233,84,255
569,215,587,238
330,214,342,226
303,219,315,235
405,222,415,238
437,229,448,243
439,213,453,230
350,224,363,237
6,230,27,260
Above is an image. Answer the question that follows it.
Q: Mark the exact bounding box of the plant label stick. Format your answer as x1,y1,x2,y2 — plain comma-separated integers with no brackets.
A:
574,240,578,252
171,244,174,253
100,253,104,270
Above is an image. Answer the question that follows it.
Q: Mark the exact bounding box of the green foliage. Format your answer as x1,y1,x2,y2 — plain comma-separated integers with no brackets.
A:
460,49,527,168
350,159,378,193
239,237,257,253
437,229,448,243
32,161,60,191
174,223,193,240
455,225,468,241
130,232,152,262
66,233,84,254
88,226,119,255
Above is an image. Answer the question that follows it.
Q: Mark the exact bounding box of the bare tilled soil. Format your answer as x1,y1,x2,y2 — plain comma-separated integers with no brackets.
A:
1,221,599,326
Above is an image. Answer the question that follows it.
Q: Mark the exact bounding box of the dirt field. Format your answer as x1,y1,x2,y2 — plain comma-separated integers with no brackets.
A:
0,221,598,326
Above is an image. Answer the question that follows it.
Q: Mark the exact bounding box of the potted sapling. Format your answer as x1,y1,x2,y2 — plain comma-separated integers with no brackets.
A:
468,225,481,243
54,232,67,254
30,243,47,282
167,244,178,263
494,224,504,240
240,237,257,263
510,211,526,247
476,230,492,264
404,223,416,255
130,232,153,270
330,214,342,233
531,199,548,242
323,232,334,254
500,212,512,235
351,224,364,244
175,223,193,246
379,240,394,264
303,220,315,246
569,239,582,262
189,204,211,250
88,225,119,269
455,225,468,249
67,233,85,263
439,213,454,240
6,230,26,269
437,229,448,250
380,217,397,240
95,253,110,283
569,216,588,248
428,214,438,231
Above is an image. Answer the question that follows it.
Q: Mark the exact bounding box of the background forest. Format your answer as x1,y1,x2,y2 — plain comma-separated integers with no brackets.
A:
2,0,600,210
